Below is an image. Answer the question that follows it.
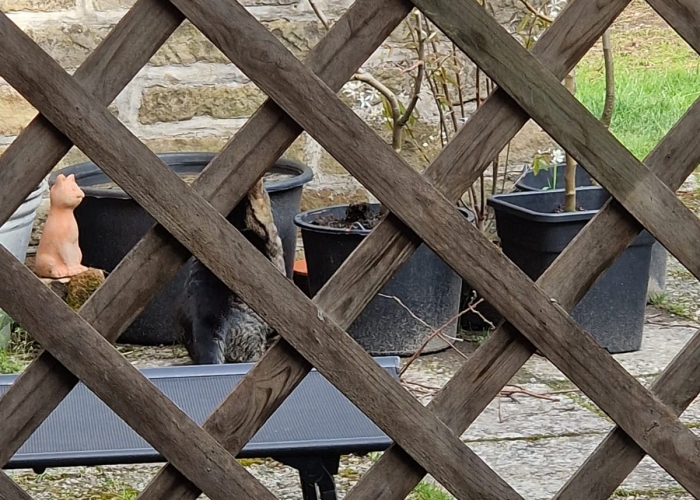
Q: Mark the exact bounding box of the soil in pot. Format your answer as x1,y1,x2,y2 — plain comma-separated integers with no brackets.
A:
488,186,654,354
515,163,667,299
295,202,463,357
50,152,314,346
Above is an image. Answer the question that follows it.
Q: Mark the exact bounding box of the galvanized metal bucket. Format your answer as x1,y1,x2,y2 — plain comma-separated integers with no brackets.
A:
0,177,49,263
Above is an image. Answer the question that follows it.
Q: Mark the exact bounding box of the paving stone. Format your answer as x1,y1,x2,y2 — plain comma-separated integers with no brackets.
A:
459,434,685,500
460,383,613,442
523,323,698,382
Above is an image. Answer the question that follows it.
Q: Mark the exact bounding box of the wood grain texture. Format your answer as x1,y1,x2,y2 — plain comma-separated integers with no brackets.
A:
646,0,700,57
311,0,633,326
0,0,184,467
0,7,528,500
344,93,700,499
0,0,412,480
0,249,275,500
138,1,626,497
0,0,183,229
414,0,700,285
0,470,33,500
164,0,700,495
555,332,700,500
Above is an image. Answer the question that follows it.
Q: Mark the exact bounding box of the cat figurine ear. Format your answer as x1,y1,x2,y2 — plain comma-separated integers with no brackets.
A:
34,175,88,279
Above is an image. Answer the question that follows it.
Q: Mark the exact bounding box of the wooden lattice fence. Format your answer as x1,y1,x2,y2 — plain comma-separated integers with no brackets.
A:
0,0,700,498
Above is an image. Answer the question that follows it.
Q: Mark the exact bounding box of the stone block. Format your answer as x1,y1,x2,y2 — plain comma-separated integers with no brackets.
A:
0,0,73,12
94,0,299,11
300,186,369,211
0,87,37,136
24,24,112,70
138,84,267,124
149,19,323,67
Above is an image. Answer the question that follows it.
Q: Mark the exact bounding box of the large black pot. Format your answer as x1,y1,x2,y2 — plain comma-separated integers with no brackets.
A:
488,186,654,354
457,208,503,332
294,204,464,357
514,164,667,298
50,152,314,345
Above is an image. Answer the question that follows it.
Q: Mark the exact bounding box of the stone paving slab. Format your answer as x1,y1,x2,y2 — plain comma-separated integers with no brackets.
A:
425,433,685,499
460,383,613,442
522,324,698,382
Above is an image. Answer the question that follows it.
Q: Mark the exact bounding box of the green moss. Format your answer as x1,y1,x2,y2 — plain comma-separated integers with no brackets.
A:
612,486,686,497
412,482,453,500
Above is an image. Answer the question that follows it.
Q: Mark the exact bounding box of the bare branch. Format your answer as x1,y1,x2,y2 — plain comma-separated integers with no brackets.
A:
398,12,426,127
306,0,331,30
518,0,554,23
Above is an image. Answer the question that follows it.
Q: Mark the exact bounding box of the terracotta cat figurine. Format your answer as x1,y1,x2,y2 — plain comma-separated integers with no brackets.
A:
35,173,88,279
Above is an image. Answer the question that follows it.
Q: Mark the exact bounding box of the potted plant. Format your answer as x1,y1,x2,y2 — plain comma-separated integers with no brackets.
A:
295,5,514,355
488,5,653,353
50,152,313,346
513,159,667,301
295,203,473,356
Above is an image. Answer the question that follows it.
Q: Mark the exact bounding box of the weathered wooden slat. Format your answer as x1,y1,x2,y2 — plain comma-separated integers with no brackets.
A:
0,250,275,500
0,10,524,500
0,0,183,229
0,0,413,474
555,331,700,500
0,471,33,500
646,0,700,57
414,0,700,285
305,0,633,326
344,94,700,499
136,2,616,488
157,0,700,494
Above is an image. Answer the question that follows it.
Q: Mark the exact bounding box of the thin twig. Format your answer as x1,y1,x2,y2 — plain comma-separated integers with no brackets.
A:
500,385,560,401
403,380,442,391
379,291,484,375
306,0,331,30
397,12,425,128
518,0,554,23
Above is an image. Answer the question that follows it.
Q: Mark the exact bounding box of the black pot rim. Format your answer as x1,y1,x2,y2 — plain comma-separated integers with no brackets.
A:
515,162,592,192
49,152,314,199
487,186,605,223
294,202,476,236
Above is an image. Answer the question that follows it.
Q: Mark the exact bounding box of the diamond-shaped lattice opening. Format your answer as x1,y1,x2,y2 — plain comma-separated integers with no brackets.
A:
5,0,700,497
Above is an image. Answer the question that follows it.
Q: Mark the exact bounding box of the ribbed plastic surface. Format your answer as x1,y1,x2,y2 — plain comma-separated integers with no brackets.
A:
1,357,399,469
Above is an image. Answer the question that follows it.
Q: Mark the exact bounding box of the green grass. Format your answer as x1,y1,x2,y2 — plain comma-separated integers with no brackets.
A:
575,29,700,160
647,292,693,319
0,349,23,374
412,482,453,500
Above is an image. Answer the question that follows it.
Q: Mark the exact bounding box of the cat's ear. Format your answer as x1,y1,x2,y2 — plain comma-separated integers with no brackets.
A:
67,174,76,182
55,174,66,183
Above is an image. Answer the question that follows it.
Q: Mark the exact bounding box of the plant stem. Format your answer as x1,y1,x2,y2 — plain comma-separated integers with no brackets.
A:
563,70,577,212
600,30,615,129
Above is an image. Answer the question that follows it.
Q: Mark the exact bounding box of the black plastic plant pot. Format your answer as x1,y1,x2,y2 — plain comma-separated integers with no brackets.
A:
513,162,596,192
487,186,654,354
294,204,465,357
458,209,503,332
514,163,667,299
50,152,314,346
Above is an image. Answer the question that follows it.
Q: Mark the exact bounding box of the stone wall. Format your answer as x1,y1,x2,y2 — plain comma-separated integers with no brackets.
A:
0,0,555,214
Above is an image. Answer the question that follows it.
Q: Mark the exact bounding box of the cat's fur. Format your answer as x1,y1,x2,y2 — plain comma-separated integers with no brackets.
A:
174,179,285,364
